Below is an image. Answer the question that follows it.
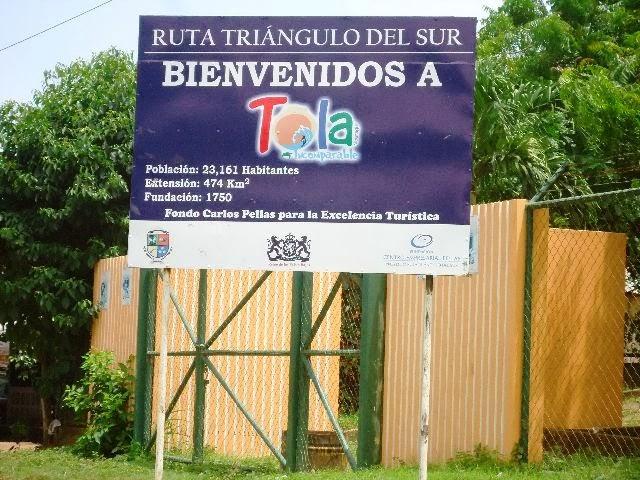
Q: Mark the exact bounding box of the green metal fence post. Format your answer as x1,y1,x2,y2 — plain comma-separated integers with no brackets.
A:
530,162,569,203
286,272,303,471
358,273,387,468
285,272,313,471
297,272,313,470
134,269,157,446
192,269,207,464
518,206,534,462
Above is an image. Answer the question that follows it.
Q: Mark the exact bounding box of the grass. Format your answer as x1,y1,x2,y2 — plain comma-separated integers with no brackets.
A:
338,413,359,432
1,447,640,480
623,392,640,426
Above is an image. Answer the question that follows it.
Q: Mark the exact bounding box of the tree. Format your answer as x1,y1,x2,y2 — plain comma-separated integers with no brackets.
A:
475,0,640,292
474,0,640,202
0,49,135,437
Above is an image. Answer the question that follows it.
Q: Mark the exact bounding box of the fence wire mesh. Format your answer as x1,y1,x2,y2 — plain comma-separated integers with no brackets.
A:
147,269,362,470
525,188,640,462
294,272,361,470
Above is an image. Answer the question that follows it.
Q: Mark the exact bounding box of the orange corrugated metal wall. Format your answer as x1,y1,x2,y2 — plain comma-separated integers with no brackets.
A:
382,199,528,465
381,201,629,466
92,257,139,365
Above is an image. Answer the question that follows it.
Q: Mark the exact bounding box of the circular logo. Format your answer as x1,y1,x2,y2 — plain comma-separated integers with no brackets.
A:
411,234,433,248
272,105,316,151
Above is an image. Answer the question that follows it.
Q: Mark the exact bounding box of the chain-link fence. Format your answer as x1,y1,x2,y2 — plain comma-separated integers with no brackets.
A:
136,269,367,471
522,186,640,462
291,272,363,471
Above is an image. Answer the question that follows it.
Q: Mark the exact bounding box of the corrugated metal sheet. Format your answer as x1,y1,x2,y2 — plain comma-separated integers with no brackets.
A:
382,199,528,465
91,257,139,364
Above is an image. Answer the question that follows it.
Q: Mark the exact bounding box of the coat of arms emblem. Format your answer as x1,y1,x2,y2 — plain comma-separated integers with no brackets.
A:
145,230,171,261
267,234,310,262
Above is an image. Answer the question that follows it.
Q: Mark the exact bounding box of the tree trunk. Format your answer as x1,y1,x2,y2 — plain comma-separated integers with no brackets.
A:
39,360,51,445
40,396,51,445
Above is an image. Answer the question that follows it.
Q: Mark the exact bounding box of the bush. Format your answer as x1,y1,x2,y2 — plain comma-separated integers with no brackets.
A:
62,351,133,457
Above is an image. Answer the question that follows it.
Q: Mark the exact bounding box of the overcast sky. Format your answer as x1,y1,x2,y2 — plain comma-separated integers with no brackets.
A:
1,0,503,103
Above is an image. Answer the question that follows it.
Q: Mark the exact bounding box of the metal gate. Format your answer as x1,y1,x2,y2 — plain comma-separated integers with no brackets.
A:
132,269,386,471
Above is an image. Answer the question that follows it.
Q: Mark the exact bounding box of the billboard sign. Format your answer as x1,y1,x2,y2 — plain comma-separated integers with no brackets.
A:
128,16,476,274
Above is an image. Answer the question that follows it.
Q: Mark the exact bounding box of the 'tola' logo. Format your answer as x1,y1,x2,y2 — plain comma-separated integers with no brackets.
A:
248,95,361,164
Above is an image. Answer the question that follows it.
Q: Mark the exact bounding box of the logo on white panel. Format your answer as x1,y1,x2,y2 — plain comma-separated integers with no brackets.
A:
267,234,311,262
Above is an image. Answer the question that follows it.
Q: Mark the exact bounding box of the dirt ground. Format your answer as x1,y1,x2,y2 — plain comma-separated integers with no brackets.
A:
0,442,39,452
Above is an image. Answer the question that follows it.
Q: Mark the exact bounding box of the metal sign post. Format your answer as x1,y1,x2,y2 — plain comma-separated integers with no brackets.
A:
419,275,434,480
155,269,170,480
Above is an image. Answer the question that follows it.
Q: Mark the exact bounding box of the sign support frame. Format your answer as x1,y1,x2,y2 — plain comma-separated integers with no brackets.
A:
155,268,171,480
418,275,434,480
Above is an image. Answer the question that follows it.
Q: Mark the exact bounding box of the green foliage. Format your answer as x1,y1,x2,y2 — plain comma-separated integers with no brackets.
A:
9,350,38,382
476,0,640,286
475,0,640,201
550,0,597,26
558,67,640,174
63,351,133,457
502,0,547,26
0,49,135,406
473,64,575,202
448,445,510,471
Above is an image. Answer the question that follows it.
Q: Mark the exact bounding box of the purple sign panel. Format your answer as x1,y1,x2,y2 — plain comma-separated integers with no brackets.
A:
128,16,476,274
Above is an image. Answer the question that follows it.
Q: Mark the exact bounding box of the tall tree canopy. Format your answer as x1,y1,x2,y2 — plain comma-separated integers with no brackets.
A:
474,0,640,202
476,0,640,295
0,49,135,412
